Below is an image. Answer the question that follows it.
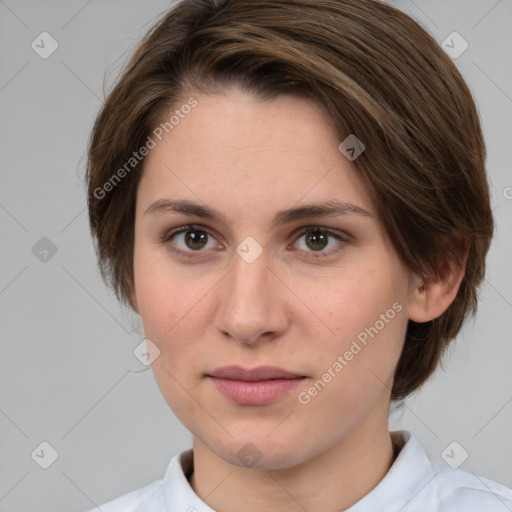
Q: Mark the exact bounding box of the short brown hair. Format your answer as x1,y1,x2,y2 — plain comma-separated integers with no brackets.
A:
86,0,493,402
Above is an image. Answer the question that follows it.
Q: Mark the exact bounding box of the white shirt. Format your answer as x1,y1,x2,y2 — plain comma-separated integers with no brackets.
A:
87,430,512,511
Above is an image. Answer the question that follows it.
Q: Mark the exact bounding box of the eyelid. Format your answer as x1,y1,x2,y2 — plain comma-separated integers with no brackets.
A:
160,224,218,243
292,225,349,241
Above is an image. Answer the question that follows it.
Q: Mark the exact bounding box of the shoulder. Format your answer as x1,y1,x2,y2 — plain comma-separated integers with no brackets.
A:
432,463,512,511
370,431,512,512
84,478,164,512
82,449,195,512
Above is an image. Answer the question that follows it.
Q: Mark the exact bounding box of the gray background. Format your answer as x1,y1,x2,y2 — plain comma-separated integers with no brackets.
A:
0,1,511,511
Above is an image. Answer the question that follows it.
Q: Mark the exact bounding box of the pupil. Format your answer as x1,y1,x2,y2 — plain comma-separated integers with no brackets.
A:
185,230,208,250
306,231,328,250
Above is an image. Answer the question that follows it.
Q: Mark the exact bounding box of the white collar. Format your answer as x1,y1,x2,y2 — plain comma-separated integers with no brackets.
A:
346,430,438,510
160,430,434,511
151,429,512,511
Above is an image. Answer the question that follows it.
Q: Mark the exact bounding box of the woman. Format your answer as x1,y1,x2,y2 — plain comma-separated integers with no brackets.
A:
85,0,512,510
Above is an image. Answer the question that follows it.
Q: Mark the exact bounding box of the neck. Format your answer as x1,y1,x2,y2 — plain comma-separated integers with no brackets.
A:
189,419,397,512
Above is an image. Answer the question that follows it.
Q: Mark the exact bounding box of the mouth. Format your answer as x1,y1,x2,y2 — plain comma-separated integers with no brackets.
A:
206,365,307,406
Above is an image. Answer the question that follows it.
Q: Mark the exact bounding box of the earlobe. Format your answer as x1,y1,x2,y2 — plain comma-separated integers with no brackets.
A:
408,241,470,323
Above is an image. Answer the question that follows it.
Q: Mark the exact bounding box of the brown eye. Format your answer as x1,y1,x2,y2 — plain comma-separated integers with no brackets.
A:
162,225,220,255
184,230,209,250
305,230,329,251
292,226,347,258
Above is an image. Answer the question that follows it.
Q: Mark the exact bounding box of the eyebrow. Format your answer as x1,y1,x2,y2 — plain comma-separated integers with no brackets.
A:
144,198,372,225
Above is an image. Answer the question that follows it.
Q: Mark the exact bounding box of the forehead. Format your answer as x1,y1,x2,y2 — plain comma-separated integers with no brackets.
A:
138,90,375,218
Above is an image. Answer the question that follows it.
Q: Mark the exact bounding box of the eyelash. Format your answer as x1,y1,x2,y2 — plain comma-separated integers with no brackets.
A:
159,224,348,260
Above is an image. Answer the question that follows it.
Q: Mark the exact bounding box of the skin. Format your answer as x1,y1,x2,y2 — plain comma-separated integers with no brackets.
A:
130,89,465,512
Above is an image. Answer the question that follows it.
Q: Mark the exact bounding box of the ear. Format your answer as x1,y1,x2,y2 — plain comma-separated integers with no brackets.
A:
408,240,470,323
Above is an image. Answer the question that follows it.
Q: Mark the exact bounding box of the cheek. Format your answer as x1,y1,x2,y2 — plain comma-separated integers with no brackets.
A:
295,285,407,422
133,245,206,338
294,265,409,402
299,267,406,344
132,247,223,408
133,247,208,412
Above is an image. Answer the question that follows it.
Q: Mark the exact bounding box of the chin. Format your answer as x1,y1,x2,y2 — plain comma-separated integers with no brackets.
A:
206,432,315,470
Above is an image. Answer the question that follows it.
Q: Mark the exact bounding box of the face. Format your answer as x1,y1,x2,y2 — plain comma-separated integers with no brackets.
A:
132,89,413,469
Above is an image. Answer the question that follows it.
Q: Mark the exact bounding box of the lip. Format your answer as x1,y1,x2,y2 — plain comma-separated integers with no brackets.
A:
206,365,306,406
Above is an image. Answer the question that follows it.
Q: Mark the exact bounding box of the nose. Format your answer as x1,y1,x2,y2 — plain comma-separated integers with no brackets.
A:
214,248,289,345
